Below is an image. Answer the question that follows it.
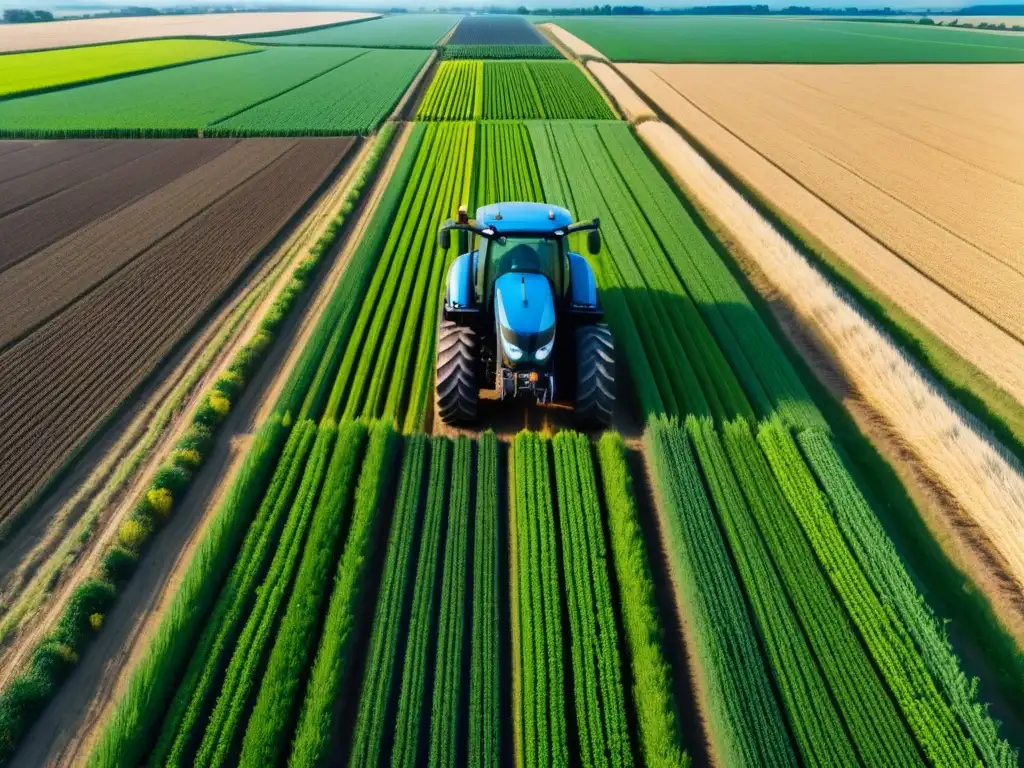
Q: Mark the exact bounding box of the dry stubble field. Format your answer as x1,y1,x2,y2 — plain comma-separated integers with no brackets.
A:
623,62,1024,402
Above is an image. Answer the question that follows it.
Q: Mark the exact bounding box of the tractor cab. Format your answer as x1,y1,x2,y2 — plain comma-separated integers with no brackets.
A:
436,202,615,427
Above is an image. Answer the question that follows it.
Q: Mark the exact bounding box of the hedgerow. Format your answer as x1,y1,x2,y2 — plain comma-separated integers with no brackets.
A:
88,413,291,768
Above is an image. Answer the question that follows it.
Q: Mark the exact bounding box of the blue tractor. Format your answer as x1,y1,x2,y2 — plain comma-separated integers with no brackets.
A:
436,202,615,427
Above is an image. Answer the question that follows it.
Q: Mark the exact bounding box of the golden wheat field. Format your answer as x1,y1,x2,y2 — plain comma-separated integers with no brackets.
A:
622,62,1024,401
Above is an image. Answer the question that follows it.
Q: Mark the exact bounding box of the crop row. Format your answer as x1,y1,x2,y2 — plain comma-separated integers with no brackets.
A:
0,46,425,137
442,44,563,60
551,431,631,767
420,60,612,121
526,119,1014,763
417,60,482,121
510,431,688,768
484,61,614,120
477,121,543,204
320,121,474,432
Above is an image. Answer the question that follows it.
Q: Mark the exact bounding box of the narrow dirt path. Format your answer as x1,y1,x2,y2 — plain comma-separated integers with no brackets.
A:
8,126,412,768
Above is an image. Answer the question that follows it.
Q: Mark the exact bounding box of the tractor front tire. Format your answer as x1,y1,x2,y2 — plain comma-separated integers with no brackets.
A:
575,324,615,428
436,320,479,425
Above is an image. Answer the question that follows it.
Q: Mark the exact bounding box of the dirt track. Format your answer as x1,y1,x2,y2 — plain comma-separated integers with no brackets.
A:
0,138,354,531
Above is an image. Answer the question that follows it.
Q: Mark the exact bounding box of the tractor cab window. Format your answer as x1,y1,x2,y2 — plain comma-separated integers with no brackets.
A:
479,235,563,305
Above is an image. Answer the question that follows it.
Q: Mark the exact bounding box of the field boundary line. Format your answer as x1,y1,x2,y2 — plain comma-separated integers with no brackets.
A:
0,128,407,766
391,49,438,121
222,13,381,41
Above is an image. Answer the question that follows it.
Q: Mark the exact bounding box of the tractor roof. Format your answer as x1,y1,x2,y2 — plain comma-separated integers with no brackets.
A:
475,202,572,233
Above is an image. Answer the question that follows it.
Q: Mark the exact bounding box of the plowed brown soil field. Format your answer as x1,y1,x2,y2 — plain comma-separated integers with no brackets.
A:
0,140,237,272
0,137,354,528
623,62,1024,400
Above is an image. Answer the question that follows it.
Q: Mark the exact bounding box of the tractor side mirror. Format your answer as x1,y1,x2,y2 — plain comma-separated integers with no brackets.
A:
439,227,451,251
587,229,601,255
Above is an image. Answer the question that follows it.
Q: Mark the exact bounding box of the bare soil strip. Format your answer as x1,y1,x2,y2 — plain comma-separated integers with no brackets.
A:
620,63,1024,404
6,125,411,768
0,138,251,342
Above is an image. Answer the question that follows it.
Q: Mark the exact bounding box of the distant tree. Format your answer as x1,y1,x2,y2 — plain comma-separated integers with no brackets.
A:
3,8,54,22
917,16,935,23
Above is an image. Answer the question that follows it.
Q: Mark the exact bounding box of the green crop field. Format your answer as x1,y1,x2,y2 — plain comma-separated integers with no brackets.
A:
243,13,463,49
485,61,613,119
73,116,1018,768
529,119,1017,765
419,60,613,121
416,60,482,120
442,44,563,59
4,23,1022,765
547,15,1024,62
0,39,258,98
0,46,367,137
0,47,424,137
207,49,429,136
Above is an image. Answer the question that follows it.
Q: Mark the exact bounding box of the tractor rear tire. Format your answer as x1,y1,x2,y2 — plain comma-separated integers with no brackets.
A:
575,324,615,428
436,320,479,425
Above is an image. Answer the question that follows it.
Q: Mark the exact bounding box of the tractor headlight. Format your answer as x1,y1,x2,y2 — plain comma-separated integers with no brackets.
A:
535,338,554,362
502,337,524,361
